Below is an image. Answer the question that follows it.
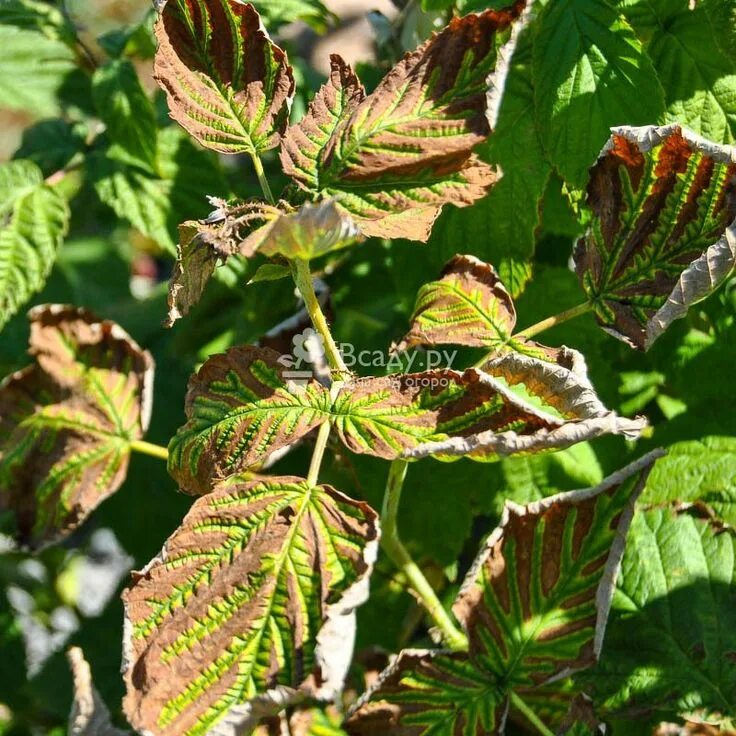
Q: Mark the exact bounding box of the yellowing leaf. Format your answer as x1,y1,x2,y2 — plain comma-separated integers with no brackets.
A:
346,452,662,735
154,0,294,155
167,346,644,495
0,305,153,549
575,124,736,349
123,474,379,736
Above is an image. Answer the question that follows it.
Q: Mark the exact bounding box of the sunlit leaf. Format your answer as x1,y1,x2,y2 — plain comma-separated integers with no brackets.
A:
281,5,532,239
0,160,70,332
0,305,154,549
394,254,559,360
582,508,736,728
154,0,295,155
168,346,643,495
251,0,335,33
123,474,379,736
575,125,736,349
346,452,661,735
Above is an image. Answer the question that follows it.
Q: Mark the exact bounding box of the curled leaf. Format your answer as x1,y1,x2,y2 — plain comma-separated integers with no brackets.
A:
575,124,736,349
0,305,154,549
168,346,642,495
154,0,294,154
394,254,561,360
346,452,661,735
123,474,379,736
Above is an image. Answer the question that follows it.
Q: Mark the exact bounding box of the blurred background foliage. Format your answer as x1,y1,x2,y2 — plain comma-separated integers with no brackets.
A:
1,0,735,734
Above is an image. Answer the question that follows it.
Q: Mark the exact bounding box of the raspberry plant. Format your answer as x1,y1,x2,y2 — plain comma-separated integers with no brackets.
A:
0,1,735,735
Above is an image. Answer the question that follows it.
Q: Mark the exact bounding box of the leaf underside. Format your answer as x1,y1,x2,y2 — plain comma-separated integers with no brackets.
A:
575,124,736,350
123,474,378,736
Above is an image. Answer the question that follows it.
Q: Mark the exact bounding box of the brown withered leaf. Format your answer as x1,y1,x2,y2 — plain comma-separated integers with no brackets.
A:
575,124,736,349
280,5,530,240
395,254,561,360
0,305,154,549
68,647,130,736
154,0,294,154
123,474,379,736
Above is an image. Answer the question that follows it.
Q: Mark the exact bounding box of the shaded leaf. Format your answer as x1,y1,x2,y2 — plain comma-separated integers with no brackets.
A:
574,125,736,349
154,0,295,155
346,452,661,735
68,647,130,736
394,254,559,360
168,346,643,495
533,0,665,188
0,160,70,332
0,305,154,549
13,118,87,178
92,58,157,172
90,126,228,253
582,508,736,727
282,5,531,239
123,474,379,736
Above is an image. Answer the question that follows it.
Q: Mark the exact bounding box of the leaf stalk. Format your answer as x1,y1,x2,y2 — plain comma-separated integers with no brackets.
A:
515,301,593,340
509,691,555,736
381,459,468,651
307,419,332,486
250,152,275,204
130,440,169,461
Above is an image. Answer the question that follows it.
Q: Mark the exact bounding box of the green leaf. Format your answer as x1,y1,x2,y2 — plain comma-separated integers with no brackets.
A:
640,437,736,525
123,474,379,736
92,59,157,172
14,119,87,178
90,126,228,253
248,263,291,284
0,305,153,549
394,254,561,360
153,0,295,155
346,453,661,735
427,38,550,297
168,346,643,495
251,0,335,33
0,161,70,332
281,5,529,240
582,508,736,727
574,125,736,350
533,0,666,188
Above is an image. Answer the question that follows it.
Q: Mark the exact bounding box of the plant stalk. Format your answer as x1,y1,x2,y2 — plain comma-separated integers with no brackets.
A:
250,152,275,204
381,460,468,651
515,301,592,340
130,440,169,461
307,420,332,486
509,691,555,736
291,258,349,376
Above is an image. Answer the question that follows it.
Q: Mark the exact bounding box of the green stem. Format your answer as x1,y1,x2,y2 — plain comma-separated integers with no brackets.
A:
250,152,275,205
515,302,592,341
130,440,169,462
307,420,332,486
509,692,554,736
291,258,349,376
381,460,468,651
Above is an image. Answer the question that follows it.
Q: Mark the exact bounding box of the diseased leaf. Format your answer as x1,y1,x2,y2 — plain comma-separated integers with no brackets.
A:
90,127,228,253
0,160,70,332
533,0,665,188
394,254,559,360
346,452,661,735
0,305,153,549
92,58,157,172
154,0,295,155
574,125,736,350
168,346,643,495
123,474,379,736
582,508,736,727
68,647,130,736
282,5,531,239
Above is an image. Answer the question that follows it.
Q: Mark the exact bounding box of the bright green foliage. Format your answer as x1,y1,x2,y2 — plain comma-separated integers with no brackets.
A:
584,508,736,727
533,0,665,188
346,454,658,735
89,127,227,252
640,437,736,525
0,161,70,331
123,475,378,736
92,59,157,172
252,0,335,33
153,0,295,155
